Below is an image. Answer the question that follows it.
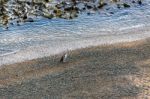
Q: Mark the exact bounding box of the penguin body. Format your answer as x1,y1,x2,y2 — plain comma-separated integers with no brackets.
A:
60,53,68,63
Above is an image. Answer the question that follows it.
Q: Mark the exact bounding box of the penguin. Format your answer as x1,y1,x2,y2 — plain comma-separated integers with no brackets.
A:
60,53,68,63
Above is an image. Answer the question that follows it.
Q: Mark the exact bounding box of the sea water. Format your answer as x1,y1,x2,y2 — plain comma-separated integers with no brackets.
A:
0,0,150,65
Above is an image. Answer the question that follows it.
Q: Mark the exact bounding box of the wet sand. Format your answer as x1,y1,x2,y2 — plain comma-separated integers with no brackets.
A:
0,38,150,99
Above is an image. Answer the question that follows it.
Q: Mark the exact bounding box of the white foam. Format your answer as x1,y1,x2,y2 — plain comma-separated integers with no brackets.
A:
118,24,145,31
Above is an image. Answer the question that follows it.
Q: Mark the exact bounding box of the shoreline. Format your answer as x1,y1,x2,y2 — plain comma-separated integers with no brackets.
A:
1,29,150,66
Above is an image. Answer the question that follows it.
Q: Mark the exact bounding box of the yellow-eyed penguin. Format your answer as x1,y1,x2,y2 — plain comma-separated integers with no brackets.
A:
60,52,68,63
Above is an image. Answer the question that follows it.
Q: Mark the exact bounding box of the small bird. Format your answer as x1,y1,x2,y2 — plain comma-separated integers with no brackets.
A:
60,53,68,63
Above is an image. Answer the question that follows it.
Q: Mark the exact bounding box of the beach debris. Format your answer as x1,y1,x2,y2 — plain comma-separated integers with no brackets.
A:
60,53,68,63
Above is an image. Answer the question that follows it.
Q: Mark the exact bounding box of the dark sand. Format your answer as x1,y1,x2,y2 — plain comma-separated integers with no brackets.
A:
0,38,150,99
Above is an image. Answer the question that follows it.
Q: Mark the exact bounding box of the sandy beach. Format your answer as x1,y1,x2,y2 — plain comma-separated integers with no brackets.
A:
0,38,149,99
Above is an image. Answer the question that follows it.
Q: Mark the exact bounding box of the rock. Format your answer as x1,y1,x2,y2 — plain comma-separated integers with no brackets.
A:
54,9,63,17
24,18,34,22
43,14,54,19
110,12,114,14
123,3,130,8
111,0,119,2
86,5,93,9
132,1,136,3
117,4,121,9
64,6,74,12
138,0,142,5
87,12,91,15
98,2,107,9
10,22,14,25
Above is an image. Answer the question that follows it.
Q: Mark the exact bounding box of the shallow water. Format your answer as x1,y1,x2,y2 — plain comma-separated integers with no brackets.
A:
0,0,150,65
